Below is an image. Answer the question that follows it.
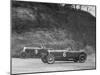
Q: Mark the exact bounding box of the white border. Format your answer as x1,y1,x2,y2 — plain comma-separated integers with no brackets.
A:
0,0,100,75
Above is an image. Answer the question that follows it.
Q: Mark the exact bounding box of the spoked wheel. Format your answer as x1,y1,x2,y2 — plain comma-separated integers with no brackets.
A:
79,54,87,63
41,56,47,63
20,52,27,58
47,54,55,64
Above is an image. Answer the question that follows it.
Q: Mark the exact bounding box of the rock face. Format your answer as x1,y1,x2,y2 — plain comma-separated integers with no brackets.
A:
11,1,96,57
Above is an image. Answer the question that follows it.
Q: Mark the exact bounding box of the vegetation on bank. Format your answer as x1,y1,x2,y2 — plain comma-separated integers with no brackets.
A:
11,1,96,57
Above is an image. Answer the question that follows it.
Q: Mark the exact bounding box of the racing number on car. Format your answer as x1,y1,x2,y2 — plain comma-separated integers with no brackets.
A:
63,52,66,57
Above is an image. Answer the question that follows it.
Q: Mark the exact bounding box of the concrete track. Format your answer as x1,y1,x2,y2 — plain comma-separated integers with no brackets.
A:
12,54,96,74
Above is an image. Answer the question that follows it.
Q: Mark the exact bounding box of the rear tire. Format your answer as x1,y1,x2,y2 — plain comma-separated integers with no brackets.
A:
41,56,47,63
47,54,55,64
20,52,27,58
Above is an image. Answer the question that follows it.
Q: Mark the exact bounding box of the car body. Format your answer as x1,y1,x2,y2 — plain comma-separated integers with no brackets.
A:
20,47,43,58
20,46,53,58
40,48,87,64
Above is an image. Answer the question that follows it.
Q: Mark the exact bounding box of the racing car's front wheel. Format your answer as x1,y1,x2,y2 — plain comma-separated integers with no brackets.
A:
46,54,55,64
79,53,87,63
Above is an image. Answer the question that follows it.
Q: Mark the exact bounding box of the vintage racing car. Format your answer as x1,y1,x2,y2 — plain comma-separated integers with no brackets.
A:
20,46,52,58
40,48,87,64
20,47,43,58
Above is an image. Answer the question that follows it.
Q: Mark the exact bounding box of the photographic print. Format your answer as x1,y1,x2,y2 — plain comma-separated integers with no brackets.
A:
11,0,96,74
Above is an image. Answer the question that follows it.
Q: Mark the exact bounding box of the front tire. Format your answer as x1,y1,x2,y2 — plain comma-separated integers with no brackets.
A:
46,54,55,64
79,53,87,63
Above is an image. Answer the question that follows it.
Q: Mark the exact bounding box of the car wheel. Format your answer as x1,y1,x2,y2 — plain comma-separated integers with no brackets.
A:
41,56,47,63
46,54,55,64
79,54,87,63
20,52,27,58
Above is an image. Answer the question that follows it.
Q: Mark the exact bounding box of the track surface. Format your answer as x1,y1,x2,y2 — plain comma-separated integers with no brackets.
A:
12,54,96,74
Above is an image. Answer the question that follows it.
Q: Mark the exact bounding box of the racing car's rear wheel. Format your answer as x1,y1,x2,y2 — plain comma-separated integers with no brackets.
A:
79,54,87,63
47,54,55,64
20,52,27,58
41,56,47,63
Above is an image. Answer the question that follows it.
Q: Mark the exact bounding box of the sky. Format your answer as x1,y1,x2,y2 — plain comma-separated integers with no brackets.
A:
74,5,96,17
61,4,96,17
13,0,96,17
